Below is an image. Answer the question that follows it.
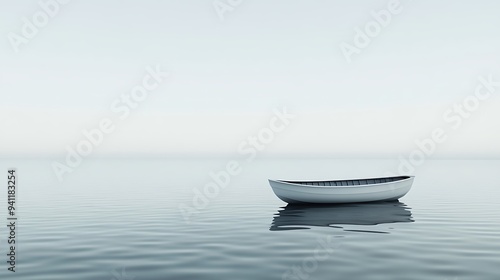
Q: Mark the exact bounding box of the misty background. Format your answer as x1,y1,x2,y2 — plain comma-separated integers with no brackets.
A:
1,0,499,158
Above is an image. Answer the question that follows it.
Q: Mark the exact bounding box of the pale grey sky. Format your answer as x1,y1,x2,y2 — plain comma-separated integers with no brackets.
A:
1,0,499,158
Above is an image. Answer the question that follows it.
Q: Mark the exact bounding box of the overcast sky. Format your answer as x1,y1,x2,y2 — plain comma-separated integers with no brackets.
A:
1,0,499,158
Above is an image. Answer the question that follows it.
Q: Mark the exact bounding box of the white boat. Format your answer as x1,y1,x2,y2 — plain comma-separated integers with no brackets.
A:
268,176,414,204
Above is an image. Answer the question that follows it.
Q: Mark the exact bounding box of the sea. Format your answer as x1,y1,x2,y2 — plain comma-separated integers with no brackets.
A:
0,159,499,279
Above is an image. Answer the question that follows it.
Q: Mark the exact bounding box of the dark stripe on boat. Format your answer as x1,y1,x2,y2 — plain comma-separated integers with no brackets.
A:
283,176,411,187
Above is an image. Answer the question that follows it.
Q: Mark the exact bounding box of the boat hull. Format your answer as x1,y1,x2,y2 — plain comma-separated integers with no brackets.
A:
269,176,414,204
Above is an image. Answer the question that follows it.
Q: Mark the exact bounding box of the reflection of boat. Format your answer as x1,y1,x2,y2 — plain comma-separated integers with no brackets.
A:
270,201,413,231
268,176,414,203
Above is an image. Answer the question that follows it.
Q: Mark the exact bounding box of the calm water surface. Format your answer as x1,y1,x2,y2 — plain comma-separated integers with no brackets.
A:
0,159,499,279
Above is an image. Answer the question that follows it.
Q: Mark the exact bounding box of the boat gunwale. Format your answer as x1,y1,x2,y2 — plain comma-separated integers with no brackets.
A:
269,176,414,189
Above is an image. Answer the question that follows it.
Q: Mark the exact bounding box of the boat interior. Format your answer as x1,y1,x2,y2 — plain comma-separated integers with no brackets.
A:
283,176,411,187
